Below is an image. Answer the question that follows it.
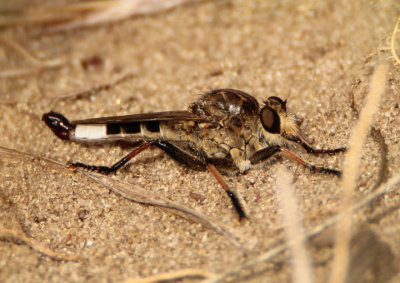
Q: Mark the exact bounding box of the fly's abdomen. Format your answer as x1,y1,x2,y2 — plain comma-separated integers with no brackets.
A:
43,112,173,142
73,120,166,142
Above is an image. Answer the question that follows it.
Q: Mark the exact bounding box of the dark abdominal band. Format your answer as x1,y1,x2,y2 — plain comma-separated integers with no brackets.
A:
106,121,160,135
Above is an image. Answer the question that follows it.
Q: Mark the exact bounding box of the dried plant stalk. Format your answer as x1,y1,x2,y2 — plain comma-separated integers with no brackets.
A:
0,145,246,250
391,16,400,65
275,166,313,283
203,172,400,283
83,171,245,249
124,268,214,283
0,36,65,78
329,63,389,283
0,226,83,261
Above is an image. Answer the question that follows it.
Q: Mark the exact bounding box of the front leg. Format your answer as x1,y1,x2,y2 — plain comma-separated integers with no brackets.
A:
249,145,281,164
250,145,342,176
288,135,346,154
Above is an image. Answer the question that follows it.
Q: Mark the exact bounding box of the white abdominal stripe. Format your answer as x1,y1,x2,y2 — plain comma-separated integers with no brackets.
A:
72,120,162,141
74,124,107,140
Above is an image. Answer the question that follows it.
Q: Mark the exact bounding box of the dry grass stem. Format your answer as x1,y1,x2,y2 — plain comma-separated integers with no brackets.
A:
0,8,79,26
0,145,68,172
0,145,245,249
275,166,313,283
0,36,65,78
37,0,196,33
0,0,194,29
203,172,400,283
124,268,214,283
0,36,65,67
0,1,144,27
391,16,400,65
328,63,389,283
0,67,47,78
83,171,245,249
48,69,136,102
0,226,83,261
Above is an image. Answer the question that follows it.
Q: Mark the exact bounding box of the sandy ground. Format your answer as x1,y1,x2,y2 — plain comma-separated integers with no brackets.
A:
1,0,400,282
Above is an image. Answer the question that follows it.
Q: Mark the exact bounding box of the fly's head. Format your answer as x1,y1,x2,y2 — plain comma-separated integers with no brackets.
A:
258,96,299,145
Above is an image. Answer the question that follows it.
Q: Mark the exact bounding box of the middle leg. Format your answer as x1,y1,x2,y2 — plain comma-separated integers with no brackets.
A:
153,140,248,221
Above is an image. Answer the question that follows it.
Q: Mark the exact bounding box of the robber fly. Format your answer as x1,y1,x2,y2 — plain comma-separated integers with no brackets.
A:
42,89,346,221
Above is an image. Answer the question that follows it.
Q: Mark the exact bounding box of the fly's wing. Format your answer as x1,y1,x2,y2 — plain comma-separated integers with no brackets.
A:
72,111,206,124
69,111,208,142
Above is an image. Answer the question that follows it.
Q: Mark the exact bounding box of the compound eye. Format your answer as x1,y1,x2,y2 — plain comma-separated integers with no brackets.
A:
260,106,280,134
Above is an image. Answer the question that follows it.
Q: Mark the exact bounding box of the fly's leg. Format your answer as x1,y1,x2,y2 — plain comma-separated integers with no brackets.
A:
249,145,281,164
69,142,152,174
153,140,206,171
289,136,346,154
250,145,342,176
153,140,248,221
207,164,248,221
280,148,342,176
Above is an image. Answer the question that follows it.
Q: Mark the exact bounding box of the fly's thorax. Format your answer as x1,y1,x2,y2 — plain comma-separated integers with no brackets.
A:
190,89,259,119
198,111,258,155
221,115,248,148
195,124,231,159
